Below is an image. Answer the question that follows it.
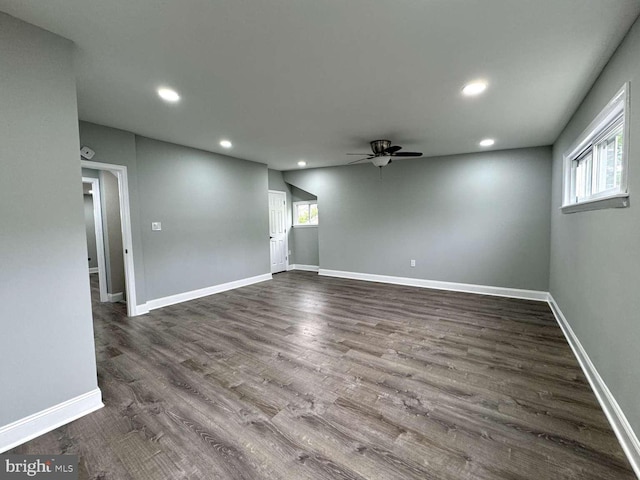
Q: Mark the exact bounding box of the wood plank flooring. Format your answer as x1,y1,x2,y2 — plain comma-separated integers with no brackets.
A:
10,272,635,479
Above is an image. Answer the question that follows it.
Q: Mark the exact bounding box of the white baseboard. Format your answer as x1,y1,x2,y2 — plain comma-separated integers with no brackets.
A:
107,292,124,303
0,388,103,453
547,295,640,478
134,303,150,316
318,269,548,301
88,267,99,274
289,264,319,272
140,273,272,312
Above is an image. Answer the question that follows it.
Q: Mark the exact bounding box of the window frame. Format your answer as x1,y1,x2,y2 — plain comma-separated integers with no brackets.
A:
562,83,630,213
293,200,318,227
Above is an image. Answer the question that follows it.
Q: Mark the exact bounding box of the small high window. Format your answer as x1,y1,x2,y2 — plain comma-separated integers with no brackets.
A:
293,201,318,226
563,83,629,212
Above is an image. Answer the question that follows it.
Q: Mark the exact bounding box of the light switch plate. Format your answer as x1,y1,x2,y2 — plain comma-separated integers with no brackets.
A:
151,222,162,231
410,259,416,267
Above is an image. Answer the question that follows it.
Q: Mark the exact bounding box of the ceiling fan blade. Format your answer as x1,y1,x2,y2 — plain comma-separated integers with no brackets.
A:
391,151,423,157
384,145,402,154
348,157,373,164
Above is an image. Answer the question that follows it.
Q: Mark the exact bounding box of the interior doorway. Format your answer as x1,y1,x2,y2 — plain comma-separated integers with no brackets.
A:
268,190,288,273
81,160,138,316
82,176,108,302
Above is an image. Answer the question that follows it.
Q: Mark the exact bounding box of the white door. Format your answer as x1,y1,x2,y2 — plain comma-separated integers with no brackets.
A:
269,191,287,273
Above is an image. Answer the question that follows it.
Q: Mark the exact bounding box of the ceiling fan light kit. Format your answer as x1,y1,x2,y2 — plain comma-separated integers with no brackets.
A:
371,156,392,167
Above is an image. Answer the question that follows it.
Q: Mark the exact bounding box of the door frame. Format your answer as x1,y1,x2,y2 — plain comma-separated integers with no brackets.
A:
82,160,138,317
268,189,289,273
82,177,108,303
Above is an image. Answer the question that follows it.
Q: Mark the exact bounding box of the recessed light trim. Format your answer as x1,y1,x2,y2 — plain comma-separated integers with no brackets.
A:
479,138,495,147
157,87,180,102
220,140,232,148
297,161,307,167
462,81,488,96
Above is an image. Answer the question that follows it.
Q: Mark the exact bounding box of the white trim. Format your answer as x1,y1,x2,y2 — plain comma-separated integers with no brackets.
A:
547,295,640,478
0,388,103,453
318,269,548,301
140,273,272,312
560,192,629,214
83,177,108,303
88,267,99,274
134,303,150,316
82,161,138,316
289,264,319,272
107,292,124,303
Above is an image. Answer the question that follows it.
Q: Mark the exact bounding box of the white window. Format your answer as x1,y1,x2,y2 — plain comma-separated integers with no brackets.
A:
293,201,318,226
563,83,630,212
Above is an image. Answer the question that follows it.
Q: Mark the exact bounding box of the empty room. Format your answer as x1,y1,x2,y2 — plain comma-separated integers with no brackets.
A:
1,1,639,479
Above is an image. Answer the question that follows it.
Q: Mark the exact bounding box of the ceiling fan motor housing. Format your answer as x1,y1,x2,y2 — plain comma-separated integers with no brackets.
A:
370,140,392,155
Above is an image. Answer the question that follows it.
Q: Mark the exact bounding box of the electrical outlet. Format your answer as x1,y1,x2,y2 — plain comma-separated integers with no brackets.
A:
151,222,162,231
410,259,416,267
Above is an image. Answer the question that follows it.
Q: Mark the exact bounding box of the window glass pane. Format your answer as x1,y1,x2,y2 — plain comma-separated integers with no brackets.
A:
309,204,318,225
574,151,592,201
296,204,310,224
594,124,624,194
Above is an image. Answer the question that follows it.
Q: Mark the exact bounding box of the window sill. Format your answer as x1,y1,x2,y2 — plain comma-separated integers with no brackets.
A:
293,224,318,228
561,193,629,214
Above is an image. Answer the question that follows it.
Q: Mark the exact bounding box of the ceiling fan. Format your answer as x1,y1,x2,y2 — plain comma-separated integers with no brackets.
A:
347,140,423,167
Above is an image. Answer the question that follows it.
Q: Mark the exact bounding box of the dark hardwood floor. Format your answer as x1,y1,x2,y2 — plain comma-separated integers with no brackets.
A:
11,272,635,479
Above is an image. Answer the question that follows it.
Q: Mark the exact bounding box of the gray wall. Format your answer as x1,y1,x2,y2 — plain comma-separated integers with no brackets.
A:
82,123,273,304
101,171,126,296
79,122,147,304
136,137,270,299
268,169,292,197
84,195,98,268
292,228,319,266
82,168,99,180
0,13,99,425
550,16,640,434
292,186,316,202
285,147,552,291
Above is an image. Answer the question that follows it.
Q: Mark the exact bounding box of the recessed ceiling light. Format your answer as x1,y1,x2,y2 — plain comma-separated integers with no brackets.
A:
297,161,307,167
462,81,488,96
479,138,495,147
220,140,232,148
157,87,180,102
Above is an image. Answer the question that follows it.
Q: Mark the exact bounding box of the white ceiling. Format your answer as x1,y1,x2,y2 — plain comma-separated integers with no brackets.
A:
1,1,638,170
